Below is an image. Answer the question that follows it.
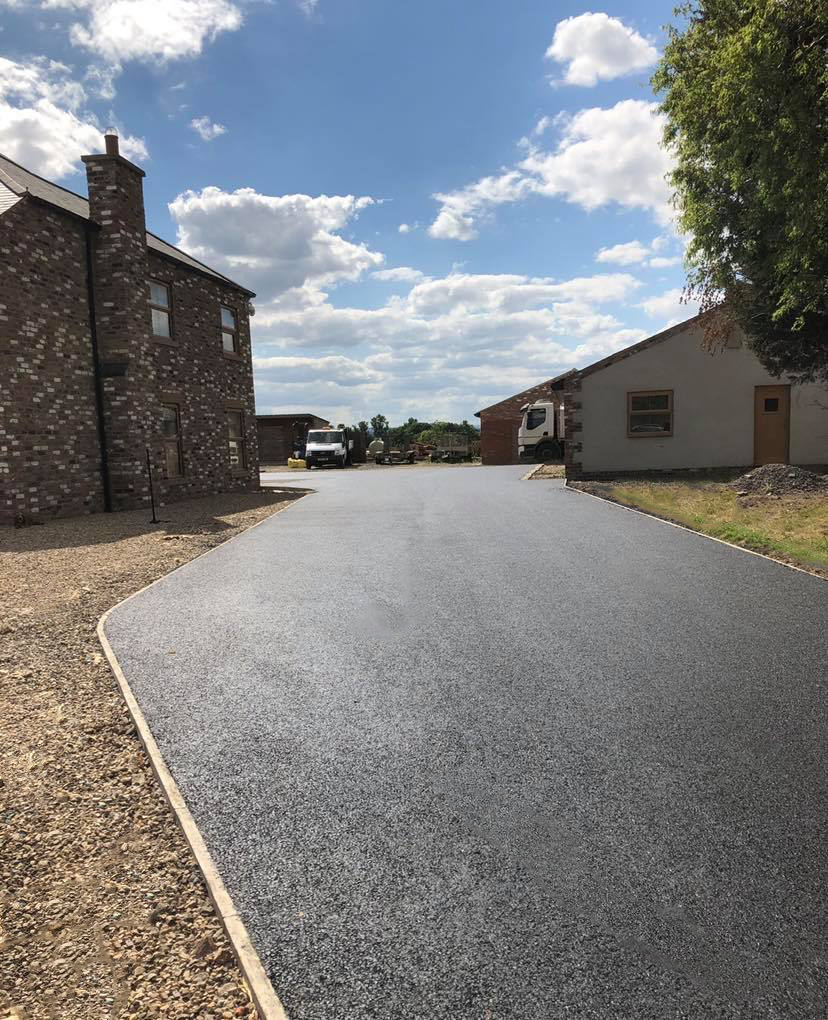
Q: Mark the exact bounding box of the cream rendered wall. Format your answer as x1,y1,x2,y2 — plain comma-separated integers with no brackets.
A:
577,321,828,473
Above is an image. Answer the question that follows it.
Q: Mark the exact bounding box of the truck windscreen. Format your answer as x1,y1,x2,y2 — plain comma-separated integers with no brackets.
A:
307,431,343,444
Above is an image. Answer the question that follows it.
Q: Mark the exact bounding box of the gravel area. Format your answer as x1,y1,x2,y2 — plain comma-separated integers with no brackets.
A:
0,489,301,1020
527,462,565,478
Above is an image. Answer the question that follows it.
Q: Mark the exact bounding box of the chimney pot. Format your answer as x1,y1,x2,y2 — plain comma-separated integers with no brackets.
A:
104,128,119,157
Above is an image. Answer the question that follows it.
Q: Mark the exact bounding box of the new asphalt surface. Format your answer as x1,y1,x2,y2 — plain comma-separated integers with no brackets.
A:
104,466,828,1019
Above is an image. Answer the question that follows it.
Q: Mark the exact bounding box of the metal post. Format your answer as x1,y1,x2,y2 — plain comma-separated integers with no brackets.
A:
146,446,159,524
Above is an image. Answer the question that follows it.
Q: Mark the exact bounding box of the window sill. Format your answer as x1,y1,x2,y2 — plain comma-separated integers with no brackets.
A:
627,433,674,439
230,467,249,477
222,350,243,361
153,336,176,347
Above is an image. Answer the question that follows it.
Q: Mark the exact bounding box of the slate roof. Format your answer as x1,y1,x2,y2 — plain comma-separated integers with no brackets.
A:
0,152,254,297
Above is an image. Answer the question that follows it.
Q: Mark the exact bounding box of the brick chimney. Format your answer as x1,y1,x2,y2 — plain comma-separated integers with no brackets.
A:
82,130,155,509
81,128,148,358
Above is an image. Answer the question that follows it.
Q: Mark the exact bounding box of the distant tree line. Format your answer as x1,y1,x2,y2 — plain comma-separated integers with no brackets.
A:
356,416,480,448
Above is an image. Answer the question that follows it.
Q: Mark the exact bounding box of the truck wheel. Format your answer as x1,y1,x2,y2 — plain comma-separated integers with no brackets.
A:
535,443,555,463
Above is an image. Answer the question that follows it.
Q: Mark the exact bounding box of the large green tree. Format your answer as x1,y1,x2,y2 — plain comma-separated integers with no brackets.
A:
370,414,389,437
653,1,828,381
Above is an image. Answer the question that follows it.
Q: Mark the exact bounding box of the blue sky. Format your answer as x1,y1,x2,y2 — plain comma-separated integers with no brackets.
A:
0,0,695,424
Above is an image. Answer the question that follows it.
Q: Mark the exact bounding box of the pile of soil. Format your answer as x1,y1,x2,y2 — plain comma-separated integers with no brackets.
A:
731,463,828,496
0,489,300,1020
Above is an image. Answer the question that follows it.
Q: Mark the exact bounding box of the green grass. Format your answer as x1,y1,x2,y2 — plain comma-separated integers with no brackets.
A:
604,480,828,572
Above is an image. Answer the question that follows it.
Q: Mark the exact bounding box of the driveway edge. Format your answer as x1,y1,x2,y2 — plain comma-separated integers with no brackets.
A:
97,500,298,1020
566,481,824,580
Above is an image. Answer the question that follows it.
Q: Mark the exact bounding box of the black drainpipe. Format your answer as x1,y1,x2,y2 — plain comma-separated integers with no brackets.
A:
84,223,113,512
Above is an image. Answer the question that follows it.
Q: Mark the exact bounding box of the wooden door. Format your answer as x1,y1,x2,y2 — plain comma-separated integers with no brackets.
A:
754,385,790,465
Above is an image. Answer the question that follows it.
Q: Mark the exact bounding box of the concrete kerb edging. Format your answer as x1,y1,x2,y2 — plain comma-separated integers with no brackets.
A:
521,464,545,480
565,481,825,581
97,495,305,1020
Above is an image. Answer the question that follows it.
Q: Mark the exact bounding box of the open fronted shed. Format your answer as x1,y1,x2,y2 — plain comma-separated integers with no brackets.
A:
257,414,330,465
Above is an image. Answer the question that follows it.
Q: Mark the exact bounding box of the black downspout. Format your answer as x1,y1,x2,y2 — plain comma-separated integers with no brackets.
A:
84,224,113,512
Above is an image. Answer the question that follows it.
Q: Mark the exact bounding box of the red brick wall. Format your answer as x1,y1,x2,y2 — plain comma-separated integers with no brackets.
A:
0,198,104,522
479,412,521,465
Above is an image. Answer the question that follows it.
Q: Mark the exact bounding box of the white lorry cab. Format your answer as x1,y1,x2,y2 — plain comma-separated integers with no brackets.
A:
304,426,353,469
518,401,565,462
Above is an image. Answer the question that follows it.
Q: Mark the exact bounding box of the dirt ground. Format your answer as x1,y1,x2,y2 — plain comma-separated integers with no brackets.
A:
0,489,302,1020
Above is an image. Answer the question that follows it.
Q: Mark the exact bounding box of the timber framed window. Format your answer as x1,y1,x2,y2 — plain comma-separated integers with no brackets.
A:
227,409,246,468
221,305,238,354
627,390,673,437
161,403,184,478
149,280,173,340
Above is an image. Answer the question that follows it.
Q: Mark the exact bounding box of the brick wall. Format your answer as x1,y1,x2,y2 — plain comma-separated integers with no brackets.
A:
143,253,259,504
0,198,104,522
563,376,583,479
479,412,522,465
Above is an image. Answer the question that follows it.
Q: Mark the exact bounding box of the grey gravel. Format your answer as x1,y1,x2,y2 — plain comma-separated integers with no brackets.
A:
104,466,828,1020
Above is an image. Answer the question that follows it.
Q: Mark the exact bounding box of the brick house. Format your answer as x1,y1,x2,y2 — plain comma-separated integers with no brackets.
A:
475,377,567,465
0,131,259,523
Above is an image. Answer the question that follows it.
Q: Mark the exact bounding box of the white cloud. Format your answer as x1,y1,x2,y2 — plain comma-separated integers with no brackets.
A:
168,186,383,301
595,241,684,270
45,0,242,63
430,100,674,240
596,240,651,265
520,101,673,219
0,56,147,179
398,222,412,234
372,267,425,283
429,170,531,240
638,287,698,326
546,12,658,87
190,115,226,141
532,114,552,137
647,255,682,269
1,1,245,94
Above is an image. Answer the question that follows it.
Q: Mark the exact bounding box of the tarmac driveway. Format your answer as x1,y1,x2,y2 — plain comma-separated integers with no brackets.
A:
104,466,828,1019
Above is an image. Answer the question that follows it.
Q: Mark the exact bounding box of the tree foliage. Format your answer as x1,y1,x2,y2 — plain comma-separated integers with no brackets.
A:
367,415,480,449
653,1,828,381
370,414,389,437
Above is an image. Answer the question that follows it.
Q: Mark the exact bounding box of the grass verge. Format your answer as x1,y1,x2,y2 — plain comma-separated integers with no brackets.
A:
574,478,828,575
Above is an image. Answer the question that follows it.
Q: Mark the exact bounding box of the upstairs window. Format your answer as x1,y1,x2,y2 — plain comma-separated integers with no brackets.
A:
627,390,673,437
227,409,246,468
161,404,183,477
221,305,238,353
149,281,172,339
